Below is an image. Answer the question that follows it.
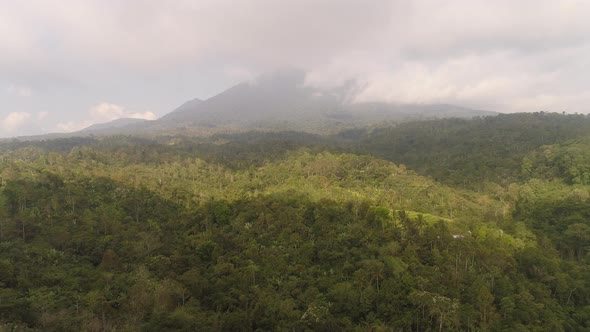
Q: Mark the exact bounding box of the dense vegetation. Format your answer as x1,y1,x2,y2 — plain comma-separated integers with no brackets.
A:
1,113,590,331
342,112,590,189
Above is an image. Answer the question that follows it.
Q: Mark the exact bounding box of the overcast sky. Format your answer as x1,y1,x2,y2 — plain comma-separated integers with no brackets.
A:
1,0,589,137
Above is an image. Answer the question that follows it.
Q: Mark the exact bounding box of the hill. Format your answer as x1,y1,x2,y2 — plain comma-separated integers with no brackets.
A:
152,69,495,135
11,70,496,141
79,118,151,134
2,110,590,331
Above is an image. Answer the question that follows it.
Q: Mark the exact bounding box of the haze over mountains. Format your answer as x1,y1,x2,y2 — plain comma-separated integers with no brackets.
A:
5,2,590,330
157,70,496,132
14,70,496,140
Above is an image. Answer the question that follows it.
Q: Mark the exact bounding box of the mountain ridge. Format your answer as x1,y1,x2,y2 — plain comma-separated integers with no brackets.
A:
12,70,497,140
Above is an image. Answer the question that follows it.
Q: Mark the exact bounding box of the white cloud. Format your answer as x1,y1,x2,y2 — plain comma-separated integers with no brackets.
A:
126,111,157,120
55,102,156,132
0,111,54,137
90,103,126,121
304,45,590,112
0,0,393,69
5,84,32,97
1,112,32,132
223,65,256,83
55,120,93,133
89,103,156,121
2,0,590,126
37,111,49,120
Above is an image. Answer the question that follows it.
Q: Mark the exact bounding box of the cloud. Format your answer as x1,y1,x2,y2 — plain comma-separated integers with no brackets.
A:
90,103,126,121
5,84,32,97
0,111,55,136
1,112,32,132
126,112,157,120
56,102,156,132
0,0,392,69
89,103,156,121
55,120,93,133
305,43,590,112
37,111,49,120
1,0,590,126
223,65,256,83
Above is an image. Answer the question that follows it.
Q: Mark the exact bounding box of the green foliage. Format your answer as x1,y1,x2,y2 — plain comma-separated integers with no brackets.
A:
1,114,590,330
525,137,590,185
340,112,590,189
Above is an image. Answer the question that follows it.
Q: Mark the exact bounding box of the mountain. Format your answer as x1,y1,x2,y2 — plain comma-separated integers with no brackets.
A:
6,118,153,142
168,97,203,114
154,69,496,134
80,118,150,133
13,70,497,141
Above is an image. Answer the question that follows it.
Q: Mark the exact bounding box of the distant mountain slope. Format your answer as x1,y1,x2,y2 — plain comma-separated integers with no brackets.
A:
12,70,497,141
80,118,149,133
155,69,496,134
168,97,203,114
8,118,153,141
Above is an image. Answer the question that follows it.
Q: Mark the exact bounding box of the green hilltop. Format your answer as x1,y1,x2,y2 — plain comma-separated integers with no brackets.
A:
1,113,590,331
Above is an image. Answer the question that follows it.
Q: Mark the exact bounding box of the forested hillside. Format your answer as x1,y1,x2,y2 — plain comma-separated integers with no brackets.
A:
1,113,590,331
343,112,590,189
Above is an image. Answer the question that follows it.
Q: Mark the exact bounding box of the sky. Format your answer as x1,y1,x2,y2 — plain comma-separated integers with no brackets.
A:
1,0,590,137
